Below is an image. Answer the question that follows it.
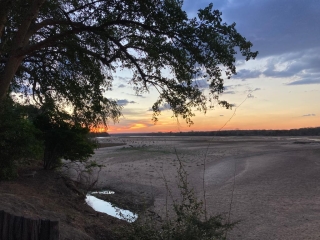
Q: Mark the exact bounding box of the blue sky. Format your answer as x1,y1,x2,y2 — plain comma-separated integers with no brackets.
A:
104,0,320,133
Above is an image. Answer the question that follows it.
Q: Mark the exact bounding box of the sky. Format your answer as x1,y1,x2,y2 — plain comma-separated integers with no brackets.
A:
103,0,320,133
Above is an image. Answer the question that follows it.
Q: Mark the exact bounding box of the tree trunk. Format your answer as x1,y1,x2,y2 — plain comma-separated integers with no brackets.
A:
43,147,60,170
0,0,46,101
0,0,11,39
0,57,24,101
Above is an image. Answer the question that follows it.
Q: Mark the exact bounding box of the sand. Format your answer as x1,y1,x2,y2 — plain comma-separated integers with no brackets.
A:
83,136,320,240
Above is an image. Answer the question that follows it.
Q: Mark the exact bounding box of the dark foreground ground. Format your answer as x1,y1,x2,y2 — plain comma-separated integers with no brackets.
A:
0,168,128,240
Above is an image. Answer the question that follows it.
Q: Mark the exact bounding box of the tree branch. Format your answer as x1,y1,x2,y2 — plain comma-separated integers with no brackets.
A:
65,0,106,15
20,17,170,57
11,0,46,52
108,36,149,86
0,0,12,40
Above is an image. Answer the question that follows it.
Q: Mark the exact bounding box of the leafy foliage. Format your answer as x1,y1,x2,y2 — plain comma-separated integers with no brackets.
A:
0,96,99,178
0,0,257,126
33,103,97,169
0,97,43,179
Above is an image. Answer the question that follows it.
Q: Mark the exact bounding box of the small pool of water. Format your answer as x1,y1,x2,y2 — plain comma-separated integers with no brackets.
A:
90,190,115,195
85,192,137,222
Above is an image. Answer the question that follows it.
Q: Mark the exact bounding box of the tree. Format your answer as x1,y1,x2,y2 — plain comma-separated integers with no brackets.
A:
0,97,43,179
32,102,97,169
0,0,257,126
0,95,98,180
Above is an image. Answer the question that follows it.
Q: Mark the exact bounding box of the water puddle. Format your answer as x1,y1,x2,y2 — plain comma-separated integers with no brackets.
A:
307,138,320,142
85,191,138,222
90,190,115,195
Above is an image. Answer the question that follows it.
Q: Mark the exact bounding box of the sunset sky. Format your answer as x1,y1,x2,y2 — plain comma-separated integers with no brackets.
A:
104,0,320,133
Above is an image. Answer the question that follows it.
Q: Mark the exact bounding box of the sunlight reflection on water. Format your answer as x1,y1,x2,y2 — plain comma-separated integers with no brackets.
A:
85,193,137,222
90,190,115,195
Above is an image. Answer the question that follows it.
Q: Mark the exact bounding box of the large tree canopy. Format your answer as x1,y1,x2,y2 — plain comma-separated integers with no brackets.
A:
0,0,258,126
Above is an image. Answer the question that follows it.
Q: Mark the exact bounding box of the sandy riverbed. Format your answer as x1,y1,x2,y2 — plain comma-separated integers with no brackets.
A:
80,136,320,240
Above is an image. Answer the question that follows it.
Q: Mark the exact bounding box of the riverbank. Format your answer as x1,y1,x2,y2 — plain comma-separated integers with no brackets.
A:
1,136,320,239
0,166,132,240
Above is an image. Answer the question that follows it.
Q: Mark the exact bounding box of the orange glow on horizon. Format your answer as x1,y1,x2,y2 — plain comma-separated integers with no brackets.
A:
102,115,320,134
90,127,108,133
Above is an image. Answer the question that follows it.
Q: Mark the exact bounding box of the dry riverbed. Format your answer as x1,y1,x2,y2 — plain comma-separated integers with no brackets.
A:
1,136,320,239
82,135,320,240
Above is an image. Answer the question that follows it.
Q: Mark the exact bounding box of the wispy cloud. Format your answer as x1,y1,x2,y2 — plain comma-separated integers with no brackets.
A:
246,87,261,98
148,103,171,112
233,69,261,80
222,91,236,95
286,79,320,85
108,120,155,132
125,93,146,98
115,76,131,81
192,79,209,89
224,84,245,91
116,99,136,106
231,49,320,86
258,50,320,86
218,0,320,58
302,114,316,117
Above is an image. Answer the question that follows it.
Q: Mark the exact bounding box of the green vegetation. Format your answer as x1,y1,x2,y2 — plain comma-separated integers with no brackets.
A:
0,1,255,237
1,0,257,127
1,0,257,178
0,97,43,179
0,0,257,177
33,103,97,169
0,97,97,178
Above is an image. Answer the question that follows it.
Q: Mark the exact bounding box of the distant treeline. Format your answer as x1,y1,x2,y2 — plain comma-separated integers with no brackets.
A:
113,127,320,137
89,132,110,137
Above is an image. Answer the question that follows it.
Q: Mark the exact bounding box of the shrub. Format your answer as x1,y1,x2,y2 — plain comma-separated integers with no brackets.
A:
0,98,43,180
33,106,97,169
